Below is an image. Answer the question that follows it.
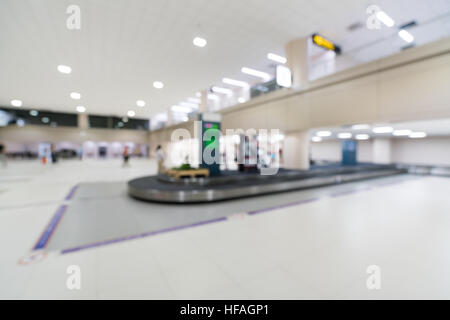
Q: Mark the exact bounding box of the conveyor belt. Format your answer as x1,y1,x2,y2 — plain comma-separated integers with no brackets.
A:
128,164,407,203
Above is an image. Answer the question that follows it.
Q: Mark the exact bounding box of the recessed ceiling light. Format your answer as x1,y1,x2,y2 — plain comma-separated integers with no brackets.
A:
398,29,414,43
316,131,332,137
153,81,164,89
373,126,393,134
267,53,287,64
338,133,352,139
127,110,136,117
238,97,246,104
376,11,395,27
29,110,38,116
136,100,146,107
351,124,370,130
241,67,271,81
312,136,322,142
355,134,370,140
70,92,81,100
409,132,427,139
211,86,233,95
57,65,72,74
172,105,192,113
393,129,412,136
222,78,249,88
193,37,207,48
11,99,22,107
76,106,86,113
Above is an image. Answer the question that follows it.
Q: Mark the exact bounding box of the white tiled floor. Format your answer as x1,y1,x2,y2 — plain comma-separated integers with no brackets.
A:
1,159,450,299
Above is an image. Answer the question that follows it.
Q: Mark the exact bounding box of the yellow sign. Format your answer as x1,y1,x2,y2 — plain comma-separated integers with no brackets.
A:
312,34,341,54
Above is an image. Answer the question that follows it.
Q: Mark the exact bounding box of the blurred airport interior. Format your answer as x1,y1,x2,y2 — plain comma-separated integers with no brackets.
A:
1,0,450,301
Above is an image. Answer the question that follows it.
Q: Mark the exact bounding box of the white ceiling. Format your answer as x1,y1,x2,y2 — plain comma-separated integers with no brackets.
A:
1,0,450,118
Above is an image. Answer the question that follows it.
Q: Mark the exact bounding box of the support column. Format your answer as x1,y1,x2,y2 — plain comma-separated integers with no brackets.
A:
283,131,310,170
166,110,174,127
78,113,88,129
372,139,392,164
285,37,309,89
199,90,208,113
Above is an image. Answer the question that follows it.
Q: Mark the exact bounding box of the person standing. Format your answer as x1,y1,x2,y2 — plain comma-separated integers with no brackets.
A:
122,145,130,167
156,145,165,175
0,144,7,168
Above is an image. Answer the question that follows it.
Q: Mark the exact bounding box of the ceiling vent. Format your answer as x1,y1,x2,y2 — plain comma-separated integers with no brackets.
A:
347,21,363,32
399,20,417,29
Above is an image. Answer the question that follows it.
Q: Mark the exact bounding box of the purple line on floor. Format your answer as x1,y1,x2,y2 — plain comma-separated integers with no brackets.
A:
33,205,67,250
61,216,228,255
65,185,78,201
248,197,320,215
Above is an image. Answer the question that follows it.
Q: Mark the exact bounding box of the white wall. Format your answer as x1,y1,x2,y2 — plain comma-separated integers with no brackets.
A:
392,137,450,167
310,140,341,162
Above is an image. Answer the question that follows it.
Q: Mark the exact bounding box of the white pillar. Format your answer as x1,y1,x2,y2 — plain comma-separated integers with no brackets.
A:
166,110,174,127
199,89,208,113
78,113,88,129
372,139,392,164
283,131,310,170
285,37,309,89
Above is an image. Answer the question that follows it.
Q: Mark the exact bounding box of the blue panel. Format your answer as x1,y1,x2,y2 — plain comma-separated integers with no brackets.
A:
342,140,357,166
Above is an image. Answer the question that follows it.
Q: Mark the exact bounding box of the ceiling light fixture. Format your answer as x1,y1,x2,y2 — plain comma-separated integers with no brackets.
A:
57,65,72,74
11,99,22,107
193,37,207,48
76,106,86,113
136,100,146,107
238,97,246,104
211,86,233,95
409,132,427,139
241,67,271,81
267,53,287,64
127,110,136,117
153,81,164,89
376,11,395,27
373,126,394,134
393,129,412,136
316,131,332,137
352,124,370,130
338,133,352,139
355,134,370,140
398,29,414,43
70,92,81,100
312,136,322,142
222,78,249,88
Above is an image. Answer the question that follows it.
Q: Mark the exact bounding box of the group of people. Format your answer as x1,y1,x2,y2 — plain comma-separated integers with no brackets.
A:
122,144,165,175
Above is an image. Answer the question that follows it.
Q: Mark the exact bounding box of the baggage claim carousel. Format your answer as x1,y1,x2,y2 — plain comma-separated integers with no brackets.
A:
128,164,407,203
